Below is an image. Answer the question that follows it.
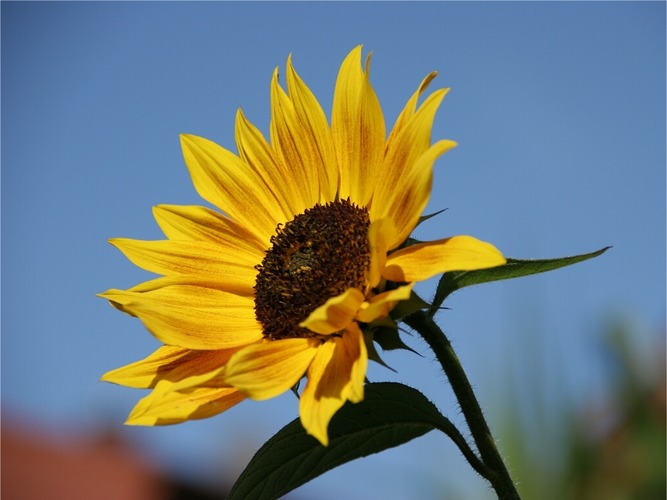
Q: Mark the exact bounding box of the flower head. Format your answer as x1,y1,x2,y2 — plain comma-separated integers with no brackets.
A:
101,46,505,445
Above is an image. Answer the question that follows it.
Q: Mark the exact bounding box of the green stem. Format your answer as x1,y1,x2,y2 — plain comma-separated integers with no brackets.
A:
404,310,520,499
436,414,491,480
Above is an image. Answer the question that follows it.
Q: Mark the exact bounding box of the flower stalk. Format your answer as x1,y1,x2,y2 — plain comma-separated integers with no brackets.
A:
404,310,521,499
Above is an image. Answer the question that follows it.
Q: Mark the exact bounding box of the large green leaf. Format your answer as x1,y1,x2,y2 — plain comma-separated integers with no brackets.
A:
228,382,455,500
429,246,610,316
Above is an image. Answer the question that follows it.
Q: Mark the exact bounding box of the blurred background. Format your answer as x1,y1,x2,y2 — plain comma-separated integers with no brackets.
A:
2,2,664,499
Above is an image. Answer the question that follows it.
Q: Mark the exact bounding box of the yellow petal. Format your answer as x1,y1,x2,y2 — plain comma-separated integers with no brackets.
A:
121,275,252,297
102,346,238,389
102,345,193,388
387,86,449,161
367,218,392,289
299,324,367,446
383,236,506,282
126,381,245,426
180,134,281,245
109,238,259,294
299,288,365,335
356,283,414,324
372,87,456,248
286,54,338,202
269,68,319,210
343,323,367,404
387,71,439,148
152,204,266,252
388,140,458,249
224,338,319,400
100,286,262,350
332,46,385,206
235,109,304,221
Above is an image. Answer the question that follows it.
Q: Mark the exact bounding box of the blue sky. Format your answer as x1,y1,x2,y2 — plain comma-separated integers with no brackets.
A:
3,2,665,498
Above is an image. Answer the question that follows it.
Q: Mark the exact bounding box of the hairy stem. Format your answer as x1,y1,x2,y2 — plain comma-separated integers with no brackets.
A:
436,414,490,480
404,310,520,499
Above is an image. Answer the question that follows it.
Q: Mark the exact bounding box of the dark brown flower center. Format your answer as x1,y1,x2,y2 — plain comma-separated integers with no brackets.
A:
254,198,370,340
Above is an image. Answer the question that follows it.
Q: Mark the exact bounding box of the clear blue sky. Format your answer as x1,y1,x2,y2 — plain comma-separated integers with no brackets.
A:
3,2,664,498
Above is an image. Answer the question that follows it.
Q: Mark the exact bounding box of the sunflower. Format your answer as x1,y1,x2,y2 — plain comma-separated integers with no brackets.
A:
101,46,506,446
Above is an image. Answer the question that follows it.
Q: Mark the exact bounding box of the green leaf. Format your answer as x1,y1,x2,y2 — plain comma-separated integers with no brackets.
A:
363,329,396,371
228,382,450,500
373,325,421,356
429,246,610,316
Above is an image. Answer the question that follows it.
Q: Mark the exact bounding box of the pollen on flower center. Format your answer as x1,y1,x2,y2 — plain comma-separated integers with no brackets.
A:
254,198,371,340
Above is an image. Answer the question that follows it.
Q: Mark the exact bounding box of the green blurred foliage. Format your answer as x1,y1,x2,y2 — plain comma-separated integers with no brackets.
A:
564,324,665,499
501,321,665,500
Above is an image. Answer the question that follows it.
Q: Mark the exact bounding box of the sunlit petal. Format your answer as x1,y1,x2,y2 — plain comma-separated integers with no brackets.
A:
100,286,262,350
235,108,304,221
384,236,506,282
224,338,319,400
109,238,259,294
299,288,365,335
126,381,245,426
372,88,456,248
102,346,192,389
332,45,385,205
180,134,280,245
387,71,439,148
388,139,458,249
101,345,239,391
269,68,319,210
367,218,393,288
153,204,266,252
299,324,367,445
356,283,415,324
121,275,252,297
286,55,338,202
